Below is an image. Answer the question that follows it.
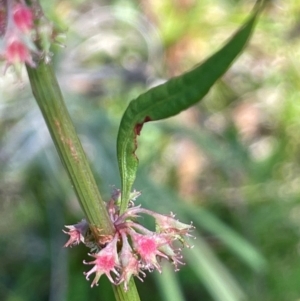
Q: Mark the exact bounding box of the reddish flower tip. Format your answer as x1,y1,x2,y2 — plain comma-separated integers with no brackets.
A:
13,4,33,33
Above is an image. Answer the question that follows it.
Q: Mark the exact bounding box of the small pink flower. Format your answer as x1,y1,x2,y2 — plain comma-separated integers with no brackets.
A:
63,219,88,247
118,232,145,291
152,212,195,241
84,234,120,287
13,4,33,33
4,38,34,67
130,231,168,272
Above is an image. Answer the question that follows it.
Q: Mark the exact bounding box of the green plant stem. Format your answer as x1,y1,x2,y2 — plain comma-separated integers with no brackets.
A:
113,279,141,301
26,61,141,301
26,62,113,232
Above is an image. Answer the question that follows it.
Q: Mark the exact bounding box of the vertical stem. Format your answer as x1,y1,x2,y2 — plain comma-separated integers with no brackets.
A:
26,62,114,234
113,279,141,301
26,58,141,301
26,1,142,299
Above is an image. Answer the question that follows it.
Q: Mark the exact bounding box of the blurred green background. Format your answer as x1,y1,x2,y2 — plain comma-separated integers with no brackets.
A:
1,0,300,300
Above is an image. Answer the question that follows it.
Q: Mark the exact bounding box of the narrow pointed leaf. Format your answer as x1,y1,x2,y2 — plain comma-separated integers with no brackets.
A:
117,2,265,210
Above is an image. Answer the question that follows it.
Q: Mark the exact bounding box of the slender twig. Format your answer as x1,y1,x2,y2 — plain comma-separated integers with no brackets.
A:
26,62,114,232
25,0,142,294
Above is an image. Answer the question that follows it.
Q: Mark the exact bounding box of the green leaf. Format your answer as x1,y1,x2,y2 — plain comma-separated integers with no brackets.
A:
117,2,265,210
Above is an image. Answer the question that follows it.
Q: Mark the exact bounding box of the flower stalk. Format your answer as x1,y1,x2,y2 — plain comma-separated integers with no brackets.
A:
26,57,144,301
26,42,141,301
26,61,114,234
22,1,141,299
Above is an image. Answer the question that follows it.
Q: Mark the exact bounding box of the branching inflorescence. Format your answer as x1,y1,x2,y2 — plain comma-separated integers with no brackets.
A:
63,190,195,291
1,0,196,293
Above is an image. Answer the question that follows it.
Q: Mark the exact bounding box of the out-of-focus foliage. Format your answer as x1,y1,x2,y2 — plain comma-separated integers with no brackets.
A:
1,1,300,301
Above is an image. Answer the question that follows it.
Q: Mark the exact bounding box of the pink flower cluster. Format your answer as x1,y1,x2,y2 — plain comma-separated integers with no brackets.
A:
0,0,59,74
0,1,36,73
63,190,195,291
